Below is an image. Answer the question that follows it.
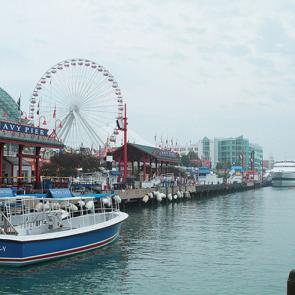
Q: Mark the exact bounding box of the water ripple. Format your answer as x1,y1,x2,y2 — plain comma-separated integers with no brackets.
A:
1,187,293,294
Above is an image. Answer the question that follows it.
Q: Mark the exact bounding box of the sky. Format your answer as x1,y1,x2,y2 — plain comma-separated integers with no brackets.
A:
0,0,295,160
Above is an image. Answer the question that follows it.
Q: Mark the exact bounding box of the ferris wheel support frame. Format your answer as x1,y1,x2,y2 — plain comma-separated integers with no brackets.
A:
75,111,104,146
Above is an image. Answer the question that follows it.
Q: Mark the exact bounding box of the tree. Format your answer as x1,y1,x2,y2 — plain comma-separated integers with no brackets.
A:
181,151,200,167
215,162,223,170
187,151,198,160
181,154,190,167
41,153,101,177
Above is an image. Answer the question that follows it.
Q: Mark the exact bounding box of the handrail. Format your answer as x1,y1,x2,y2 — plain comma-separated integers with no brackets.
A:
0,211,18,235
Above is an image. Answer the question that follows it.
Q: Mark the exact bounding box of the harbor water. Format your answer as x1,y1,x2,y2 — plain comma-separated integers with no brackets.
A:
1,187,294,294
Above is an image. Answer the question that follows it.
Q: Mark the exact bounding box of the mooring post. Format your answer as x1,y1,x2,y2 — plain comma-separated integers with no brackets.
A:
288,270,295,295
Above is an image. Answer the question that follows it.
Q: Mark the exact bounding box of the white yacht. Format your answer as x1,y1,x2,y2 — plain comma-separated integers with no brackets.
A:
271,161,295,187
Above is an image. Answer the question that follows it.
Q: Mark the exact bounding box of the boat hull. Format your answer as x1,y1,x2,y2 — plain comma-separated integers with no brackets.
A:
0,222,122,267
272,172,295,187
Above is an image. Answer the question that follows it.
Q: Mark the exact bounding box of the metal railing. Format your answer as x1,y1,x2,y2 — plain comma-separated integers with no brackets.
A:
0,211,18,235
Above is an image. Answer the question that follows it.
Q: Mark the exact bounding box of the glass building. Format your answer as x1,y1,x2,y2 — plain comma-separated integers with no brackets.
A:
216,136,263,172
197,135,263,172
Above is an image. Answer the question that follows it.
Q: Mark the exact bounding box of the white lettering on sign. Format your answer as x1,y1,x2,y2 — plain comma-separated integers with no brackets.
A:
0,121,49,137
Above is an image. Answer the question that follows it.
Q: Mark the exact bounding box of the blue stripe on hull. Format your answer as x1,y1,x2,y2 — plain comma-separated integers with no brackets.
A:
0,223,121,266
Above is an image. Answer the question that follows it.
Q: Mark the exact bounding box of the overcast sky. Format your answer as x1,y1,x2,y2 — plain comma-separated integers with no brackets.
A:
0,0,295,160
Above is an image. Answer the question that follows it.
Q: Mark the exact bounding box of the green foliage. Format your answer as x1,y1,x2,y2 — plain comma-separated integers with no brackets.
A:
180,151,200,167
187,151,198,160
224,161,232,169
180,154,190,167
41,152,101,177
215,162,223,170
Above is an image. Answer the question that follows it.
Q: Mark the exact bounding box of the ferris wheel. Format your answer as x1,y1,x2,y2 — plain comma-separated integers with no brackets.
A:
29,58,124,149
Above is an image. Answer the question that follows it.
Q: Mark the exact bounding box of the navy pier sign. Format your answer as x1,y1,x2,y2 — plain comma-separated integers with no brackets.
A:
0,121,49,137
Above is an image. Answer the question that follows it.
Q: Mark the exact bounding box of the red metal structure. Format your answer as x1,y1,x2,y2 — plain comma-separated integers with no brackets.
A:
0,128,63,188
0,86,65,189
112,143,180,181
123,103,127,182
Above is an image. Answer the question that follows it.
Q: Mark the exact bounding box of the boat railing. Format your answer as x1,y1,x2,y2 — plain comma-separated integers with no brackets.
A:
0,194,122,235
0,211,18,235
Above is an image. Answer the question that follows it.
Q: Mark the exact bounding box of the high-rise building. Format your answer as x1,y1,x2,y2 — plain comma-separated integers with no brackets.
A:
198,137,215,164
198,135,263,172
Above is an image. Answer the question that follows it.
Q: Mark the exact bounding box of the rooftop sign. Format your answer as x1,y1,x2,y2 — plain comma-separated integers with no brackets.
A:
0,121,48,137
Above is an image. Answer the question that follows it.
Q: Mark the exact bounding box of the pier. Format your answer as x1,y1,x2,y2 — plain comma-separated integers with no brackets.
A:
117,182,268,207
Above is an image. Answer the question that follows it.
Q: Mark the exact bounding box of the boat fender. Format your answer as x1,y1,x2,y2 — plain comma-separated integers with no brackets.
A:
156,194,162,202
102,198,111,207
114,195,122,204
78,200,85,208
142,195,149,203
107,197,112,207
168,193,173,201
153,191,160,198
43,202,51,211
148,192,153,199
35,202,44,212
60,202,68,210
69,203,78,212
50,202,60,210
60,210,69,220
173,194,178,200
86,200,95,212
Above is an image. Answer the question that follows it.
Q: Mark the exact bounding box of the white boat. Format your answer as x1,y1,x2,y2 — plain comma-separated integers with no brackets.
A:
271,161,295,187
0,188,128,266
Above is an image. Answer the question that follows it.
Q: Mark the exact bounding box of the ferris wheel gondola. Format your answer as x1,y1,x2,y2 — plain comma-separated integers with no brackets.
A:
29,58,124,149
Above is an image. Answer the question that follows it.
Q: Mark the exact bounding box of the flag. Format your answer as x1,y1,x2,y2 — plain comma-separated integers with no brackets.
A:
53,105,56,118
17,94,21,111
